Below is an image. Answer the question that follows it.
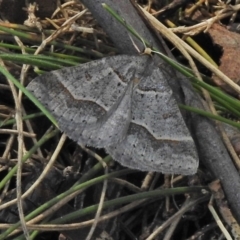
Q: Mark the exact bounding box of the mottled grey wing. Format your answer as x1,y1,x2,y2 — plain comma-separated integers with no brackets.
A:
106,59,198,175
27,55,139,147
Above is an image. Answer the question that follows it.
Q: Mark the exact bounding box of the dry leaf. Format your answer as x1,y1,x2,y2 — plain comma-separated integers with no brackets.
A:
208,23,240,95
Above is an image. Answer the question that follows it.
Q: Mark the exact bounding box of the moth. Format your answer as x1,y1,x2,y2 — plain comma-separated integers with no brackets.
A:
27,55,198,174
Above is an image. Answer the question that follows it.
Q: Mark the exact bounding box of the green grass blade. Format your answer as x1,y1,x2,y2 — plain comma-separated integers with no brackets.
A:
0,66,57,126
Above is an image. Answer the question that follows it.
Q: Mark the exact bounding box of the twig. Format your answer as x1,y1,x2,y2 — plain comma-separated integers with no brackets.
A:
0,60,30,238
0,129,35,137
140,6,240,94
146,196,209,240
208,195,233,240
85,167,108,240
